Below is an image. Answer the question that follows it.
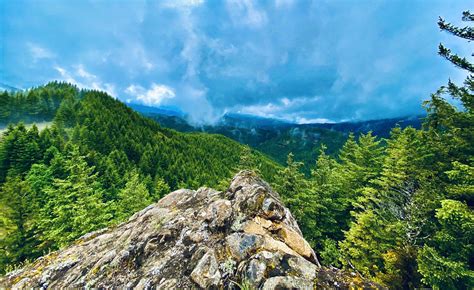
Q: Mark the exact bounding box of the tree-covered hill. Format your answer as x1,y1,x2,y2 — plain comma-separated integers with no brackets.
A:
142,111,421,174
0,82,78,126
0,84,281,272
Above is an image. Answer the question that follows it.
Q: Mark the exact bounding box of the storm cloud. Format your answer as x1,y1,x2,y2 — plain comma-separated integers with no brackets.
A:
1,0,472,123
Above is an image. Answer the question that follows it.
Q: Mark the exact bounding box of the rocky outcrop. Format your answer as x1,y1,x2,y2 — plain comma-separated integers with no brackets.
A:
1,171,379,289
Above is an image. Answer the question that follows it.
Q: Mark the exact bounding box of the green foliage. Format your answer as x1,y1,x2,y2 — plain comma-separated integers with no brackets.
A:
115,170,153,221
39,145,112,247
336,10,474,289
235,145,261,174
0,81,79,125
417,200,474,289
319,238,342,267
274,153,307,213
0,176,41,270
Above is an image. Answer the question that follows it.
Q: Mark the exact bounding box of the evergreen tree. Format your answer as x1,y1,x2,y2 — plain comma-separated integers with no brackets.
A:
39,145,111,247
274,153,306,201
235,145,260,174
0,91,11,122
0,176,40,273
338,132,384,207
340,127,426,287
302,146,346,259
417,200,474,289
115,170,153,221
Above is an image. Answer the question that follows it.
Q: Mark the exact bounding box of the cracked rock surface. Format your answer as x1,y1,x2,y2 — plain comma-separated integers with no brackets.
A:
0,171,380,289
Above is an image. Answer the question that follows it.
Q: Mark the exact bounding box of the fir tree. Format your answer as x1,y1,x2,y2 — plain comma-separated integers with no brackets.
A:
0,176,40,273
39,145,111,247
115,170,153,221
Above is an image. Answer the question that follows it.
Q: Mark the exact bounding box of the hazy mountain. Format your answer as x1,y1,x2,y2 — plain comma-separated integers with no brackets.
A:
133,104,423,171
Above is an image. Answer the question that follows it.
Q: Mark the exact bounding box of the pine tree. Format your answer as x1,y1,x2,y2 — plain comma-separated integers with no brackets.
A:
438,11,474,73
0,176,41,273
235,145,260,174
0,91,11,122
417,200,474,289
274,153,306,200
337,132,384,206
115,170,153,221
39,145,111,247
416,12,474,288
340,127,427,287
151,175,170,201
303,146,346,256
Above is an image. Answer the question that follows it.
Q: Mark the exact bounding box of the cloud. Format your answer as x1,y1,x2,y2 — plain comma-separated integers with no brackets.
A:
226,0,268,28
236,96,331,123
2,0,472,123
28,43,55,61
126,83,176,106
162,0,204,9
55,65,117,97
295,117,333,124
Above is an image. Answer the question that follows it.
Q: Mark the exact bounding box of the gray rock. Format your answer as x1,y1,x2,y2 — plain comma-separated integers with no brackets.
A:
245,259,267,285
262,276,314,290
262,197,285,220
190,249,221,288
226,233,264,261
205,199,232,229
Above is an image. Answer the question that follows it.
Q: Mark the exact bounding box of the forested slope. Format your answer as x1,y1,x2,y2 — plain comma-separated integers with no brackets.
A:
0,84,281,273
143,112,421,174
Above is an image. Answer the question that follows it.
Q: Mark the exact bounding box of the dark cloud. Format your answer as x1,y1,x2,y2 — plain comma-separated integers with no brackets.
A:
2,0,472,123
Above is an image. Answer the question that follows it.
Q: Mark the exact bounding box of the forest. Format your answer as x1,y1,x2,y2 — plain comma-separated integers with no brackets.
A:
0,10,472,290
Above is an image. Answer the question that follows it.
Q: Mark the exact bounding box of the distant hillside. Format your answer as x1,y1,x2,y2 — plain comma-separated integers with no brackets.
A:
0,81,77,126
1,83,281,188
137,106,423,172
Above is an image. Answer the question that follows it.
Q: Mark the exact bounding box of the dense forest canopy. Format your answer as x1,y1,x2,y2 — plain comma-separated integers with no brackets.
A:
0,9,473,290
0,82,281,273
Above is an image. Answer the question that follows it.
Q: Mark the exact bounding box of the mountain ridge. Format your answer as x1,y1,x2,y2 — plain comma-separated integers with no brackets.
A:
134,104,423,172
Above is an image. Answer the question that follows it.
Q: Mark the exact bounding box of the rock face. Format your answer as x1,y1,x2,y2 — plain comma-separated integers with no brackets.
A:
1,171,379,289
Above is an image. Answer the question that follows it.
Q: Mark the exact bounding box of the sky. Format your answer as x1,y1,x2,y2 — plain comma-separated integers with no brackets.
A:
1,0,472,124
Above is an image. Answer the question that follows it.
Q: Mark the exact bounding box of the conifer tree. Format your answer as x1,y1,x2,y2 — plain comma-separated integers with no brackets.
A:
340,127,427,287
235,145,260,174
416,11,474,288
39,145,111,247
274,153,306,200
115,170,153,221
418,200,474,289
302,146,345,252
0,176,40,273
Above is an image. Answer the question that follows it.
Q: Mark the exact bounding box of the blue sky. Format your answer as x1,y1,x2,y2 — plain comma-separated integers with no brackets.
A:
1,0,472,124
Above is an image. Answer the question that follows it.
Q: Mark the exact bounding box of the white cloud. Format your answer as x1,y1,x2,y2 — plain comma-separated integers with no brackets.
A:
226,0,268,28
236,95,328,123
28,43,55,61
54,66,77,84
76,65,96,79
54,65,117,97
295,117,333,124
162,0,204,9
125,83,176,106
